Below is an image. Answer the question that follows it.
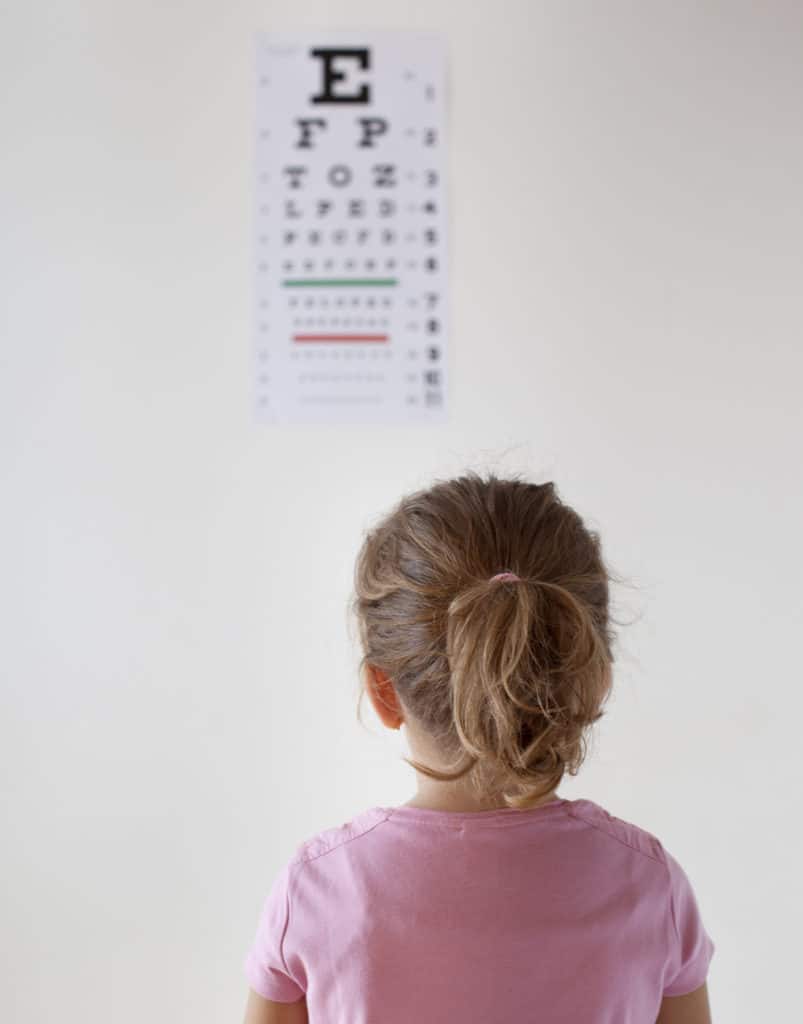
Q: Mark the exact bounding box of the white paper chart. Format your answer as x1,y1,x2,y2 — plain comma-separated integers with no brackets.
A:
253,32,449,424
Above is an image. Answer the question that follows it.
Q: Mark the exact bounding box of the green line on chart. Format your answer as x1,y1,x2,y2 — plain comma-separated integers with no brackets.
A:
282,279,398,288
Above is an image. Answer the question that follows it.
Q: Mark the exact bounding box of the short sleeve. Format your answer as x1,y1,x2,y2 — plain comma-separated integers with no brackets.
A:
661,845,716,997
243,858,306,1003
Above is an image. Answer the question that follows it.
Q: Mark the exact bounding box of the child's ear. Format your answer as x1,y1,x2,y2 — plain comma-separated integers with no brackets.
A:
365,665,404,730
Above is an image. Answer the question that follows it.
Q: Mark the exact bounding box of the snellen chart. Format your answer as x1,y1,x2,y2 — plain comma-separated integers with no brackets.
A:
254,33,449,424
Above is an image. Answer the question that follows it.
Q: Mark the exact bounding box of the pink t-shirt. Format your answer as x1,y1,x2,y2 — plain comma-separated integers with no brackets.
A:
243,797,715,1021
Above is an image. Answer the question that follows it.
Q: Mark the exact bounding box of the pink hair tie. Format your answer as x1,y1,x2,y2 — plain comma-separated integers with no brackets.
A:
489,571,521,583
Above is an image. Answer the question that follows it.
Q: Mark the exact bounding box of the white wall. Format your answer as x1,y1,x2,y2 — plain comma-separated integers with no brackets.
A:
2,2,801,1020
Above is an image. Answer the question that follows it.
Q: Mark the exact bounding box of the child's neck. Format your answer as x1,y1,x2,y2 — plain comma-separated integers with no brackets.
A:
402,787,560,813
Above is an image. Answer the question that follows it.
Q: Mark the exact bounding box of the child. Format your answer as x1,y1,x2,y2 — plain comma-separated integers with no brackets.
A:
242,471,716,1023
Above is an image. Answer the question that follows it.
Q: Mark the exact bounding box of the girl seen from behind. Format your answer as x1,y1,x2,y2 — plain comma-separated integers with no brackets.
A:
242,471,716,1024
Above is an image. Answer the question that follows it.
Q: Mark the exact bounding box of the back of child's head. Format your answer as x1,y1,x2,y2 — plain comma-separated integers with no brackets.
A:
351,470,624,810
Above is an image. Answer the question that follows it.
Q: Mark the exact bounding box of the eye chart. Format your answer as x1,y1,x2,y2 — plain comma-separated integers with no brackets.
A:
254,32,449,424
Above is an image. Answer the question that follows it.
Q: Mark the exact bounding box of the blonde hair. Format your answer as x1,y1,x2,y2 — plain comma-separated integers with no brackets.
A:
350,470,628,809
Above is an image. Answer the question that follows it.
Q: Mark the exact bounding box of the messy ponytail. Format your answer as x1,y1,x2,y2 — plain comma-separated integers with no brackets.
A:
350,470,628,809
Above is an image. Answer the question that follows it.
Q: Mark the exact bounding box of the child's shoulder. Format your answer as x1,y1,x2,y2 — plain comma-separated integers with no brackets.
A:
288,806,391,867
285,798,672,870
566,796,668,866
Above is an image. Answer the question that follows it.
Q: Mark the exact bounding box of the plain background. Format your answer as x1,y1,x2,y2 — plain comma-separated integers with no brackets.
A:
2,2,802,1021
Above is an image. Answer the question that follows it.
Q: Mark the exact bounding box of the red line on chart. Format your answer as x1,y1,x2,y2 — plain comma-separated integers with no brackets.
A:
293,334,389,343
